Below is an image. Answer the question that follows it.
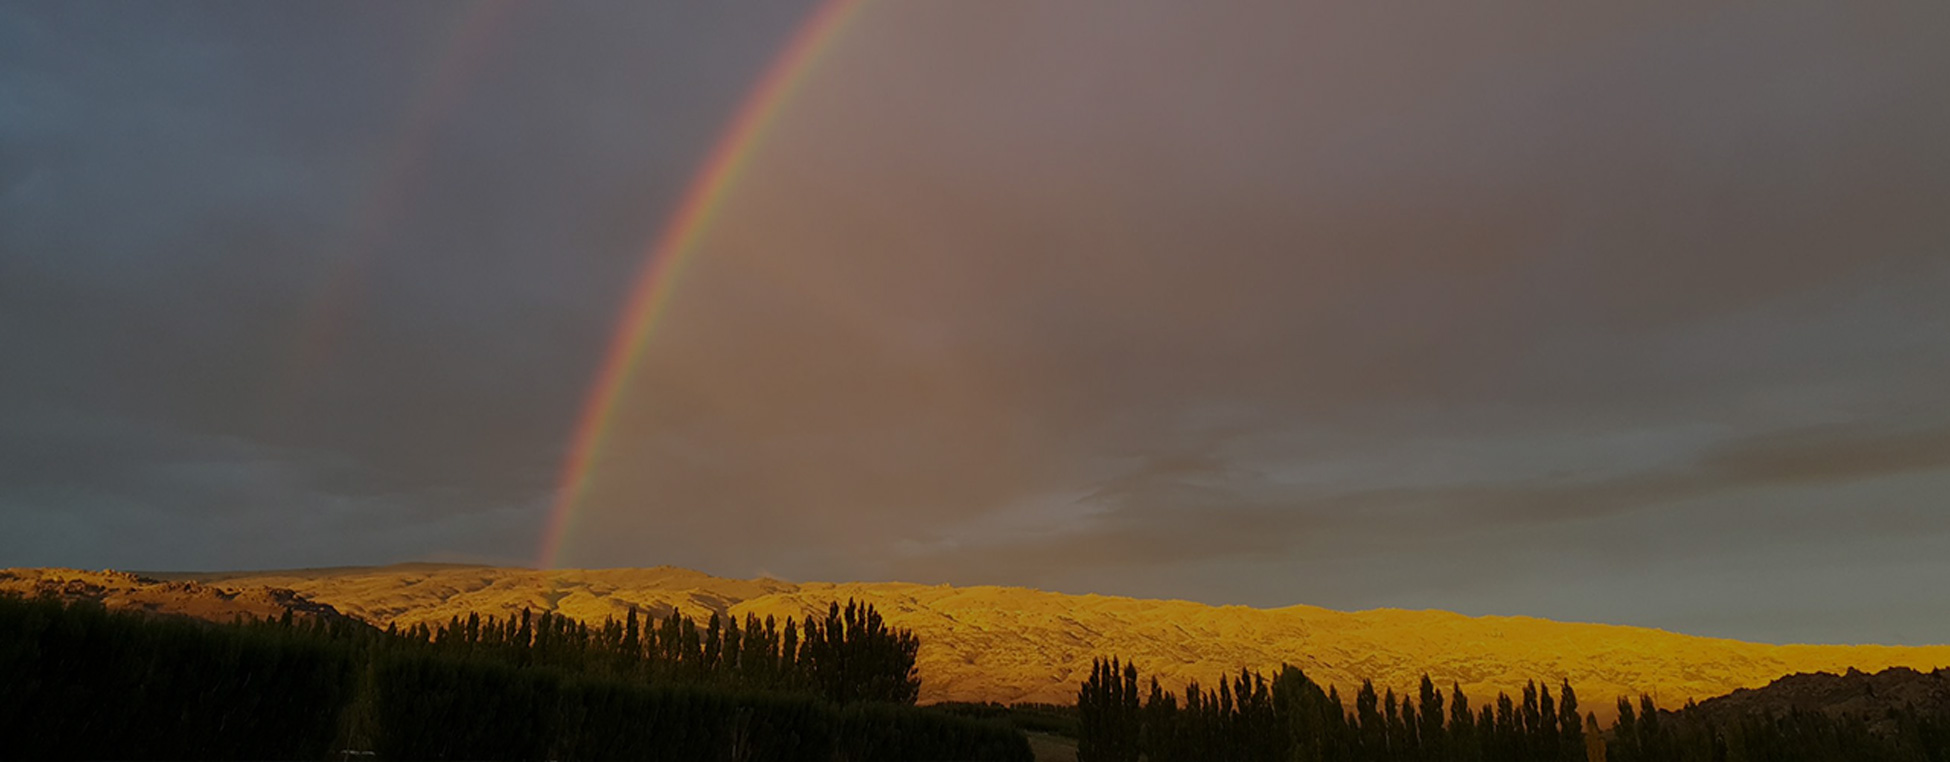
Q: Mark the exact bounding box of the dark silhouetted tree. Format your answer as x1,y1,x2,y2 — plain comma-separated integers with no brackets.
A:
1557,680,1582,761
1077,657,1140,762
1357,680,1385,757
1450,681,1481,761
1612,696,1640,762
1418,674,1446,759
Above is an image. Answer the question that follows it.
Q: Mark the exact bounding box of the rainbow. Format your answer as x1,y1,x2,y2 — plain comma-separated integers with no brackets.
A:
536,0,865,568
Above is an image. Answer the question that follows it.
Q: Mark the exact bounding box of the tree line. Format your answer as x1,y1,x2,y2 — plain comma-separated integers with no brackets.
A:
396,598,920,705
1080,658,1588,762
0,593,1027,761
1605,693,1950,762
1077,657,1950,762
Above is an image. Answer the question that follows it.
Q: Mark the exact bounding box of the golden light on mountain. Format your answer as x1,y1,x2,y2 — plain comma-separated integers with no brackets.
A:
34,564,1943,719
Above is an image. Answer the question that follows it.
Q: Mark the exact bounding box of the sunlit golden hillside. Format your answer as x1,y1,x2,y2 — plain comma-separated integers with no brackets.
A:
25,564,1950,716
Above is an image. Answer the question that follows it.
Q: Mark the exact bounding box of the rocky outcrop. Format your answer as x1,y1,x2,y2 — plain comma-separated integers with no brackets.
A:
1689,666,1950,721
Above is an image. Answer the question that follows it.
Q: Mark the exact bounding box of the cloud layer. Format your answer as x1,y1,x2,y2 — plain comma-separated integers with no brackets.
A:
4,2,1949,645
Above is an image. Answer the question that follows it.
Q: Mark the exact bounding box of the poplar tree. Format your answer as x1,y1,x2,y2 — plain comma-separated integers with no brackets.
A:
1557,680,1582,760
679,614,701,676
1142,677,1182,762
780,617,799,678
1478,705,1496,760
1077,657,1139,762
743,614,772,685
1538,681,1559,754
1399,692,1422,760
1272,666,1330,762
1612,696,1640,762
1495,693,1519,760
660,611,683,665
703,612,723,674
1637,695,1664,761
1449,682,1479,761
1357,681,1384,757
1418,674,1446,758
721,613,742,677
1521,681,1542,757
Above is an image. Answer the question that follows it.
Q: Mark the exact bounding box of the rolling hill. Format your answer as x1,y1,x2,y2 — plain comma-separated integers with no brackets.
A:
0,567,362,627
19,564,1950,715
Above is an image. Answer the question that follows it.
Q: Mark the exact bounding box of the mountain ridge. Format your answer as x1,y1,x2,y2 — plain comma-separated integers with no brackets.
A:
16,564,1950,716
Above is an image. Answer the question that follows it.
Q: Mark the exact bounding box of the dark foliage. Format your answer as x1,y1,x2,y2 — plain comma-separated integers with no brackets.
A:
1604,690,1950,762
1077,657,1141,762
1078,656,1950,762
1081,660,1590,762
0,594,1023,761
369,650,1022,761
401,598,919,705
0,595,354,760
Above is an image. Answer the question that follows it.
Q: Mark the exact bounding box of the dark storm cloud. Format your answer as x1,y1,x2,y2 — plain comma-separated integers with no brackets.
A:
0,2,812,568
562,1,1950,642
1702,423,1950,487
5,1,1949,644
932,419,1950,572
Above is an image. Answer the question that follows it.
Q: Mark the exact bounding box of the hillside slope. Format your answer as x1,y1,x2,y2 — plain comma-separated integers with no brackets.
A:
1689,666,1950,722
82,564,1950,710
0,568,359,626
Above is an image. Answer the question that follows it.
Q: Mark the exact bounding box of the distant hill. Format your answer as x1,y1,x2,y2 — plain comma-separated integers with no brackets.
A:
16,564,1950,714
1689,666,1950,723
0,567,363,628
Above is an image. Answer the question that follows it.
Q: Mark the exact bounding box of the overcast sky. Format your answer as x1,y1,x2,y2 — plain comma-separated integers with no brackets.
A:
4,1,1949,645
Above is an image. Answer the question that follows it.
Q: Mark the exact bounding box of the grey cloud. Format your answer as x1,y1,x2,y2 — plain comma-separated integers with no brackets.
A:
881,418,1950,600
0,2,814,568
553,3,1950,645
1702,424,1950,487
5,1,1950,644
